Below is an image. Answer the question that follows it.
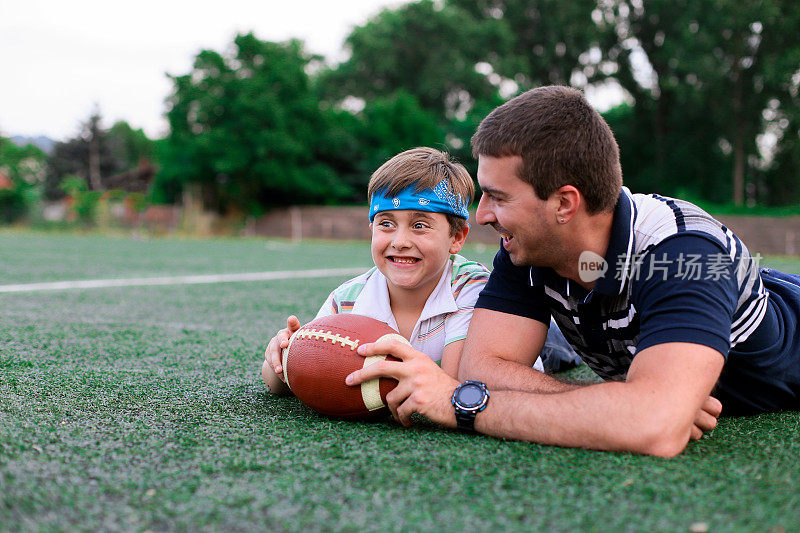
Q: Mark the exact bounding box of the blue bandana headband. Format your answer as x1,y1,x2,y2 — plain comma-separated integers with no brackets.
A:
369,179,470,222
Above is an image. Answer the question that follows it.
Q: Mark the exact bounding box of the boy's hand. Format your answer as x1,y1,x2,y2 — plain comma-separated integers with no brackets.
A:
264,315,302,383
345,337,460,428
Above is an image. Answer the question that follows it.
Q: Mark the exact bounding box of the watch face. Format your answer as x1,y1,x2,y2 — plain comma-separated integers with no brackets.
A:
457,384,485,407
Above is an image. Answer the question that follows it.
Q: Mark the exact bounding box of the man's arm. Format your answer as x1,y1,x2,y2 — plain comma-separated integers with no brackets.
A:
458,308,581,393
347,338,723,457
470,342,724,456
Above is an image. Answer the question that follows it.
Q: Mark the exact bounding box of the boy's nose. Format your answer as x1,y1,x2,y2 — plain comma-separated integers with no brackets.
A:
391,227,412,249
475,195,494,225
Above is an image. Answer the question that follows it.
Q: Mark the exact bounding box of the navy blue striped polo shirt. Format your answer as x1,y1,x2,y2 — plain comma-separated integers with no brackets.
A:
476,187,800,415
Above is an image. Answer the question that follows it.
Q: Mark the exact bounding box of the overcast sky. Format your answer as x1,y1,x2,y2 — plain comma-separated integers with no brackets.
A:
0,0,407,141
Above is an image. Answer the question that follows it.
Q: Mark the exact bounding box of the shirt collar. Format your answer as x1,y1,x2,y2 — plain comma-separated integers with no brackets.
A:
351,268,398,330
529,187,635,296
593,187,635,295
417,260,459,322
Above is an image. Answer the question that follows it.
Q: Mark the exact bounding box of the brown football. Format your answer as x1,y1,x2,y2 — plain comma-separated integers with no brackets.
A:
281,314,408,420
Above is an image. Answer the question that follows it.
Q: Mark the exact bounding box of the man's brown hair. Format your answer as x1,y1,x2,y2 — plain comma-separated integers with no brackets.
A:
471,86,622,214
368,147,475,236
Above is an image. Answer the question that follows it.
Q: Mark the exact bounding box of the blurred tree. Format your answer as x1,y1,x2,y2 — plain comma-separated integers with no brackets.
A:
0,135,47,186
0,135,47,222
596,0,800,204
156,33,355,214
319,0,607,184
356,90,445,185
444,0,605,180
322,0,508,121
448,0,603,89
108,121,156,170
45,111,155,199
318,0,512,169
45,111,115,199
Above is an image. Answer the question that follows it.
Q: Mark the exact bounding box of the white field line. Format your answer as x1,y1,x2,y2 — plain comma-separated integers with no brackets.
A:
0,267,369,294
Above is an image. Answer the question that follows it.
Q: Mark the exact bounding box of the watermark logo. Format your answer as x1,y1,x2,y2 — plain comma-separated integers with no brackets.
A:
578,250,608,283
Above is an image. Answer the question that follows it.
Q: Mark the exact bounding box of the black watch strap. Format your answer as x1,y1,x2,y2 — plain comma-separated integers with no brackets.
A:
454,408,478,431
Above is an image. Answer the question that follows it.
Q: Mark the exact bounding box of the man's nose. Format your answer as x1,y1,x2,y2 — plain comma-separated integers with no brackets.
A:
475,194,493,226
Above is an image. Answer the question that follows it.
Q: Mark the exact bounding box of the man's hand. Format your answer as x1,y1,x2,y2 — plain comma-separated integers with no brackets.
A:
264,315,302,382
691,396,722,440
345,337,460,428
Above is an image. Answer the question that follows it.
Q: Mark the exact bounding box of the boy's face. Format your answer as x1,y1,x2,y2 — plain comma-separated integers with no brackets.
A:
370,210,467,298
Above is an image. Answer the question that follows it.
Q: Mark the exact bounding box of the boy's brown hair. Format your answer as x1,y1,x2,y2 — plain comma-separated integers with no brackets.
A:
471,85,622,214
368,147,475,236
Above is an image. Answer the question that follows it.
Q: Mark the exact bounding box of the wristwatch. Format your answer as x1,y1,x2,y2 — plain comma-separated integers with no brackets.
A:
451,380,490,431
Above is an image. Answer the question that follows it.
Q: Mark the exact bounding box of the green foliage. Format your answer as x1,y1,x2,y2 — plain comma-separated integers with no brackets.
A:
108,121,156,169
317,0,511,176
60,174,101,224
0,188,27,223
449,0,602,89
146,1,799,213
323,0,506,120
596,0,800,205
45,112,157,201
356,90,445,185
156,34,356,214
0,135,47,223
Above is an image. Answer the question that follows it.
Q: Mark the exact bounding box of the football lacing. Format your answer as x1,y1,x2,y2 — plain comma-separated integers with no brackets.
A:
295,328,360,351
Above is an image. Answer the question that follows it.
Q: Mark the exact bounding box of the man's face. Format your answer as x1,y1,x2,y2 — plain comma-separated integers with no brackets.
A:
475,155,557,267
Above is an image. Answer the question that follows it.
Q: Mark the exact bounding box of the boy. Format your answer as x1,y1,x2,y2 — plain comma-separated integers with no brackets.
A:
262,147,578,394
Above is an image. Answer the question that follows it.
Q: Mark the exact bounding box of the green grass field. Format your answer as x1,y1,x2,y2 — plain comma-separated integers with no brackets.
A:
2,229,799,531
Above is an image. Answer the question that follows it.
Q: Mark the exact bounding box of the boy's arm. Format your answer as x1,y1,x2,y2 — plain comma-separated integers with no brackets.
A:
439,340,464,379
458,308,581,393
262,315,301,396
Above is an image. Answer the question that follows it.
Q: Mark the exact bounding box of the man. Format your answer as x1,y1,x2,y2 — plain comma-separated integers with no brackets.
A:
346,86,800,457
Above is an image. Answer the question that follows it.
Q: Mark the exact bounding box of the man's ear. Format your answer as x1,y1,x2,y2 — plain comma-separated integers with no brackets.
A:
449,224,470,254
554,185,580,224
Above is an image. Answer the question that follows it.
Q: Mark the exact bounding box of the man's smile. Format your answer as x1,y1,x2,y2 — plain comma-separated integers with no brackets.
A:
492,223,514,242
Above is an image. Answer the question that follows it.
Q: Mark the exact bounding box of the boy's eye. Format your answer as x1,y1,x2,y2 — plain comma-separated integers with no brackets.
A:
413,222,430,230
377,220,394,228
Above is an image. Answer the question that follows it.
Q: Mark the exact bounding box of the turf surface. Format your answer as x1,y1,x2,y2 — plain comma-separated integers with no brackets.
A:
1,229,799,531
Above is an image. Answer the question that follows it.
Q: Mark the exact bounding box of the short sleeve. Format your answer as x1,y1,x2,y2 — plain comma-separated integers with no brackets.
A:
475,246,551,324
444,271,487,345
315,291,338,319
632,233,738,357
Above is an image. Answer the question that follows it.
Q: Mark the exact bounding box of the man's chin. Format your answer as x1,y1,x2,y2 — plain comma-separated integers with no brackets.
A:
506,249,527,267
